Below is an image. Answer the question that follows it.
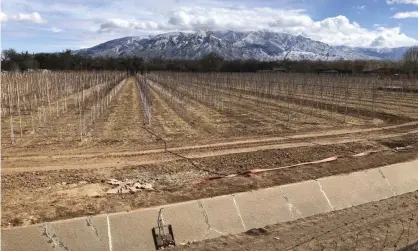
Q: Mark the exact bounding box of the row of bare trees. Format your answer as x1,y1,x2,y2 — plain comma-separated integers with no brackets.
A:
147,72,418,125
192,73,418,119
1,71,126,144
136,75,152,125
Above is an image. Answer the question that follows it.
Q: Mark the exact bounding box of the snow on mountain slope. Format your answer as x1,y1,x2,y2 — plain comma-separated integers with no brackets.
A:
74,30,411,61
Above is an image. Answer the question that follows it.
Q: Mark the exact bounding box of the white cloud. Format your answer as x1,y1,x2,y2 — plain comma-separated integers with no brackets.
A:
2,1,417,50
392,11,418,18
0,11,46,24
94,7,417,48
387,0,418,5
0,12,8,22
303,15,416,47
98,18,161,33
160,7,313,32
100,18,131,30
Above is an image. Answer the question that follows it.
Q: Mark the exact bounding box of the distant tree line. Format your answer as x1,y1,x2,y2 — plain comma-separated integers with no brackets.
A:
1,49,147,73
2,47,417,74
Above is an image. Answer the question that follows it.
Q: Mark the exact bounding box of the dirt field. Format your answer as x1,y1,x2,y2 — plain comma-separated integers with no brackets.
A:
2,72,418,229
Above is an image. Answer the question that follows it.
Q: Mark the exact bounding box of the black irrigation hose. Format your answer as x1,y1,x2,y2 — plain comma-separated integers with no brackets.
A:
140,125,223,176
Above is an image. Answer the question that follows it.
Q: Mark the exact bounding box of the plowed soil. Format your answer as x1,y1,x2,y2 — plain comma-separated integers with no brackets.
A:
2,75,418,230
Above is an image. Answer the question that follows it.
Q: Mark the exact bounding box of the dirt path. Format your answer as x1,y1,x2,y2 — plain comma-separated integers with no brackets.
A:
173,191,418,251
91,77,155,145
2,121,418,173
2,133,418,227
4,121,418,159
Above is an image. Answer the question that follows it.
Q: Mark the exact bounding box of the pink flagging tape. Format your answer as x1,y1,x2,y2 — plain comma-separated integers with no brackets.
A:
194,156,339,184
193,147,394,184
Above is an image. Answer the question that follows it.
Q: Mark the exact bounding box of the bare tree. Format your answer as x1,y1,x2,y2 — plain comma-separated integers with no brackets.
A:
403,47,418,75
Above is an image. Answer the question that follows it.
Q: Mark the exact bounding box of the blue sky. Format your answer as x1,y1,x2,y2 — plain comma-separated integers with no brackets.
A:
1,0,418,52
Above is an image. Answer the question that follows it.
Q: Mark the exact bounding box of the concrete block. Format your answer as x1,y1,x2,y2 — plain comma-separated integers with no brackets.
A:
2,225,53,251
161,200,219,243
200,195,246,235
233,186,292,230
46,215,109,251
318,168,393,210
379,159,418,195
108,207,159,251
280,180,333,218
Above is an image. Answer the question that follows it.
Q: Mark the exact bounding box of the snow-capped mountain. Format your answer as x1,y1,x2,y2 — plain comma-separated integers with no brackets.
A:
75,30,411,61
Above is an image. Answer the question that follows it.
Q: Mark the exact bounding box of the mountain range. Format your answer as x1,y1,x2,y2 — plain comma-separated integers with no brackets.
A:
75,30,411,61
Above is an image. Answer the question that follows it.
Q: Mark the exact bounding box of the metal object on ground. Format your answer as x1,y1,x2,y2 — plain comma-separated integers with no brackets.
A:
152,209,176,250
